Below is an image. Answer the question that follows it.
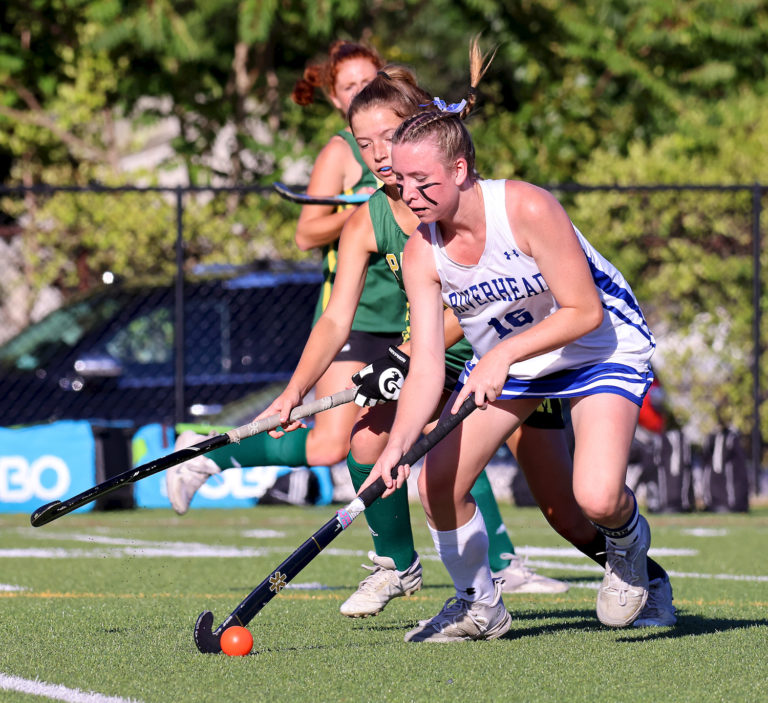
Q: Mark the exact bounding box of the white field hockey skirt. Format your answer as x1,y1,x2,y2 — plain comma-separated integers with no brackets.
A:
457,361,654,407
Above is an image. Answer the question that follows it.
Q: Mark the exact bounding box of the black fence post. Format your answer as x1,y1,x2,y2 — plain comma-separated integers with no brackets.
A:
174,187,185,427
751,183,764,490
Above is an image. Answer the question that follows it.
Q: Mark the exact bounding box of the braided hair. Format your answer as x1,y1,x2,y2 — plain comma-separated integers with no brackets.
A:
391,36,496,176
292,40,384,107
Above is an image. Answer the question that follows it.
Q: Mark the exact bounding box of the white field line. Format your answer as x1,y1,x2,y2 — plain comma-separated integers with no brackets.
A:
7,535,768,584
681,528,729,537
324,546,699,559
0,673,142,703
0,546,271,559
241,529,286,538
8,532,271,558
1,537,695,560
28,532,700,558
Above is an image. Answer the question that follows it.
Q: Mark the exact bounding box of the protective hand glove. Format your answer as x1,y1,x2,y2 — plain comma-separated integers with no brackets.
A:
351,346,410,407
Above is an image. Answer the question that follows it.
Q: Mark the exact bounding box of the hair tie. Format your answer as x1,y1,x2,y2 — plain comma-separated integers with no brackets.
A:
467,86,478,96
430,97,467,114
377,70,391,79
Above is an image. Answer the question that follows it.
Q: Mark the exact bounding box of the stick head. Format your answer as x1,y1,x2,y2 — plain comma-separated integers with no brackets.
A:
30,501,62,527
194,611,245,653
194,611,222,654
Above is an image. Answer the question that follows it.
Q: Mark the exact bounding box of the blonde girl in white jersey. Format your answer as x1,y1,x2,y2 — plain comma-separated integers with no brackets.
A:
363,83,668,642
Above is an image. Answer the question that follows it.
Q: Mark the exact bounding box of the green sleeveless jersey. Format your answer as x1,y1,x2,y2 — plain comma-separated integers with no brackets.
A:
311,130,405,334
368,189,471,372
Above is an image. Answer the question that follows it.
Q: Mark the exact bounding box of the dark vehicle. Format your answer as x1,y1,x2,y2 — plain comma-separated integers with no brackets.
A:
0,263,321,427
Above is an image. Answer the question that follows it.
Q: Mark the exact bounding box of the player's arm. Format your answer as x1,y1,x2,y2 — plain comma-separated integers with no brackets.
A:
369,228,447,495
259,205,378,428
294,136,362,251
503,181,603,360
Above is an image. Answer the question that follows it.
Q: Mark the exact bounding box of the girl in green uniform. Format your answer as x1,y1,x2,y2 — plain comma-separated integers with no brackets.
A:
166,41,406,507
285,40,406,468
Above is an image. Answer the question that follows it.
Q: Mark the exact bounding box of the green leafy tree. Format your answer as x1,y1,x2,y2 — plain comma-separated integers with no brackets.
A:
569,89,768,441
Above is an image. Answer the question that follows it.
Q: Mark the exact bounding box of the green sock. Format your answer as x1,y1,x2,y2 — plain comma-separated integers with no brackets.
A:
347,452,416,571
205,428,310,469
471,469,515,571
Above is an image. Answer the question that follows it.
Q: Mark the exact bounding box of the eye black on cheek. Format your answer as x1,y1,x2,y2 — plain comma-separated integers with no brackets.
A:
417,183,439,206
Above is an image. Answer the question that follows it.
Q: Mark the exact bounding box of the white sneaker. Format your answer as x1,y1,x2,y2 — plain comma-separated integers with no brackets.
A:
633,575,676,627
596,515,651,627
492,553,570,594
339,552,423,618
404,578,511,643
165,431,221,515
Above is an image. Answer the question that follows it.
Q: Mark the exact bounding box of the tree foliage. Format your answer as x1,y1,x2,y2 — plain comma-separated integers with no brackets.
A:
569,88,768,439
1,0,767,443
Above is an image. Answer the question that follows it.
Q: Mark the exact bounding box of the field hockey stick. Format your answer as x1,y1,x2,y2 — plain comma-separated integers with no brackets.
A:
273,181,371,206
193,395,478,653
30,388,357,528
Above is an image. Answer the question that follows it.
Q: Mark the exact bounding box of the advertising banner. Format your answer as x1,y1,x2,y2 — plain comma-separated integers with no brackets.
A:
0,421,96,514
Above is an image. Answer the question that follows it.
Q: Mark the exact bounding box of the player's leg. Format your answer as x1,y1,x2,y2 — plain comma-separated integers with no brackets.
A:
341,400,422,617
304,359,365,465
490,400,571,594
406,397,539,643
166,331,401,514
341,386,548,616
513,408,675,625
165,359,363,514
422,398,525,584
306,329,401,466
570,392,651,627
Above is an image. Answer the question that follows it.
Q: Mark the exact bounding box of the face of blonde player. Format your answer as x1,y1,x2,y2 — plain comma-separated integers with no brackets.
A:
350,106,403,186
330,57,379,116
392,138,461,223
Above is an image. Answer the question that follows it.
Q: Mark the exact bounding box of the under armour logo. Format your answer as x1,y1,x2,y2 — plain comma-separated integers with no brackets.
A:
504,250,519,260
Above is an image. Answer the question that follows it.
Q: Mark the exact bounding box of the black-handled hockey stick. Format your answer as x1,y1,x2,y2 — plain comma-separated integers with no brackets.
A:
30,388,357,528
194,395,478,653
273,181,371,207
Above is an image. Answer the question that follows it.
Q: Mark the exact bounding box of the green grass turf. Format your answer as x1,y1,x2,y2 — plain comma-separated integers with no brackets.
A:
1,503,767,703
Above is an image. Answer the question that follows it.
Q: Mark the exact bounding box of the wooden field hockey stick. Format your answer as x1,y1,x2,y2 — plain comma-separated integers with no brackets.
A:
30,388,357,527
273,181,371,206
193,395,478,653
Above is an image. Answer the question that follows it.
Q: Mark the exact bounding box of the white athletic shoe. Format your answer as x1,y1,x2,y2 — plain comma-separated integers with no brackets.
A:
165,431,221,515
404,577,511,643
492,553,570,594
633,575,676,627
339,552,423,618
596,515,651,627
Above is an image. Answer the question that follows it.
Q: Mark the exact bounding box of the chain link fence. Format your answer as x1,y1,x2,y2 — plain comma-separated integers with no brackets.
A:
1,183,766,503
0,185,319,432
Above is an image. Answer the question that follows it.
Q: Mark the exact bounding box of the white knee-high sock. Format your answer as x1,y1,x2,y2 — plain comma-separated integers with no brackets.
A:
428,505,495,604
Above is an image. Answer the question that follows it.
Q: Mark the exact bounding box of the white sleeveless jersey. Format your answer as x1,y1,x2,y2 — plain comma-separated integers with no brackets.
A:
428,179,655,383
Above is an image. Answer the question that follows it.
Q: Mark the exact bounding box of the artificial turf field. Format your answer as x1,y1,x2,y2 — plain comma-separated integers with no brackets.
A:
1,502,767,703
